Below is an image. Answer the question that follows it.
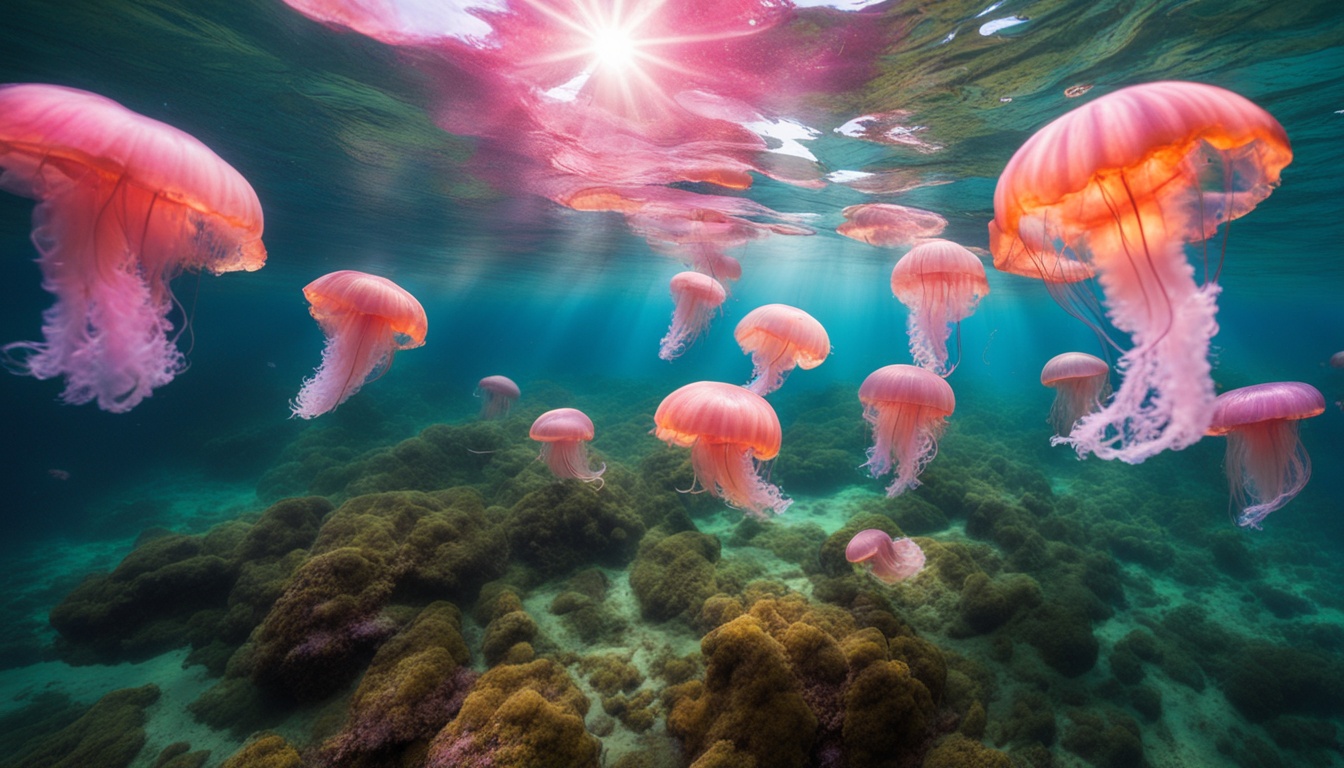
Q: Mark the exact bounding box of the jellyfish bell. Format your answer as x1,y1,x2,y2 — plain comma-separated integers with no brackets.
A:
1206,382,1324,530
989,81,1292,464
477,375,520,420
291,270,426,419
0,83,266,412
734,304,830,396
653,381,790,520
1329,351,1344,369
836,203,947,248
859,364,955,497
890,239,990,376
1040,352,1112,439
845,529,926,584
659,271,726,361
530,407,605,486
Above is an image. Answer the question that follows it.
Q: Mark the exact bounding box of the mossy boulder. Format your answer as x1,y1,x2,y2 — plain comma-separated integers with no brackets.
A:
424,659,600,767
630,530,721,622
4,685,160,768
219,732,304,768
507,480,645,579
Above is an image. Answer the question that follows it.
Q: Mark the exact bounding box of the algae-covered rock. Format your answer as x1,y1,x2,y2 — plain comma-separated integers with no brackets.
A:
630,530,721,622
507,480,646,579
424,659,600,768
5,685,160,768
219,732,304,768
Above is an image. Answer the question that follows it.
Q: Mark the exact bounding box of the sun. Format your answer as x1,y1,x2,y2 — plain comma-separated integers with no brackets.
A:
589,24,637,70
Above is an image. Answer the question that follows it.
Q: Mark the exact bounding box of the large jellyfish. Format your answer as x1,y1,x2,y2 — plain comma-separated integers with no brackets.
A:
734,304,830,396
859,364,955,497
658,271,726,361
890,238,989,376
1206,382,1324,530
530,408,605,486
476,375,520,419
0,83,266,412
653,381,790,519
988,81,1292,464
1041,352,1112,439
845,529,926,584
291,270,426,419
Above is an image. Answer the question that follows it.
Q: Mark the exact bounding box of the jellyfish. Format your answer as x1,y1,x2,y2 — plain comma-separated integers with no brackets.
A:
836,203,947,247
0,84,266,412
653,381,790,519
530,408,605,486
291,270,426,419
734,304,830,396
845,529,926,584
658,272,726,361
1206,382,1324,529
890,239,990,376
859,364,955,497
476,375,520,419
989,81,1292,464
1041,352,1112,439
1329,351,1344,368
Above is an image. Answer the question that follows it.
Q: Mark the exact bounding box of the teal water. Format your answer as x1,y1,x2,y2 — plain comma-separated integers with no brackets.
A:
1,1,1343,767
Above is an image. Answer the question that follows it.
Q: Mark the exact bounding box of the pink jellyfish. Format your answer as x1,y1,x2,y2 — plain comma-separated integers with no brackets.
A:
530,408,605,486
477,375,520,419
836,203,947,247
1206,382,1325,529
989,81,1292,463
734,304,830,396
1041,352,1112,439
0,84,266,412
859,364,955,497
653,381,790,519
659,272,727,361
1329,351,1344,368
291,271,427,419
890,239,990,376
845,529,926,584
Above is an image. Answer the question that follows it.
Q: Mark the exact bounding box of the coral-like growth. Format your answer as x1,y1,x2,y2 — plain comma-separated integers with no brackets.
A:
507,480,646,579
316,602,476,767
219,732,304,768
629,530,722,622
424,659,600,768
7,685,160,768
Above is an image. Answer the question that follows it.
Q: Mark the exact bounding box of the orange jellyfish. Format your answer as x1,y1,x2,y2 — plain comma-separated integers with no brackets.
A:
890,239,990,376
653,381,790,519
477,375,520,419
845,529,926,584
1040,352,1112,439
530,408,605,486
989,81,1291,464
734,304,830,396
291,270,426,419
1206,382,1324,529
659,271,727,361
859,364,955,497
0,84,266,412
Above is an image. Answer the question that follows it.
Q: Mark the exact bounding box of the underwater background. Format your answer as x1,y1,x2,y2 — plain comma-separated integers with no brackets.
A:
1,1,1342,767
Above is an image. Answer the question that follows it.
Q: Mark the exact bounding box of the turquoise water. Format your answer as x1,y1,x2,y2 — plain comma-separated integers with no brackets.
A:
1,1,1343,767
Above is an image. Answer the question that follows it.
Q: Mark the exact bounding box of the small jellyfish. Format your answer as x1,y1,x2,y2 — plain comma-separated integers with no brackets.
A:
1041,352,1112,438
836,203,947,247
860,364,955,497
890,239,990,376
845,529,926,584
734,304,830,396
659,271,727,361
1329,351,1344,368
292,271,426,419
0,84,266,412
990,81,1292,464
653,381,790,519
476,375,520,419
1206,382,1325,529
530,408,605,486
